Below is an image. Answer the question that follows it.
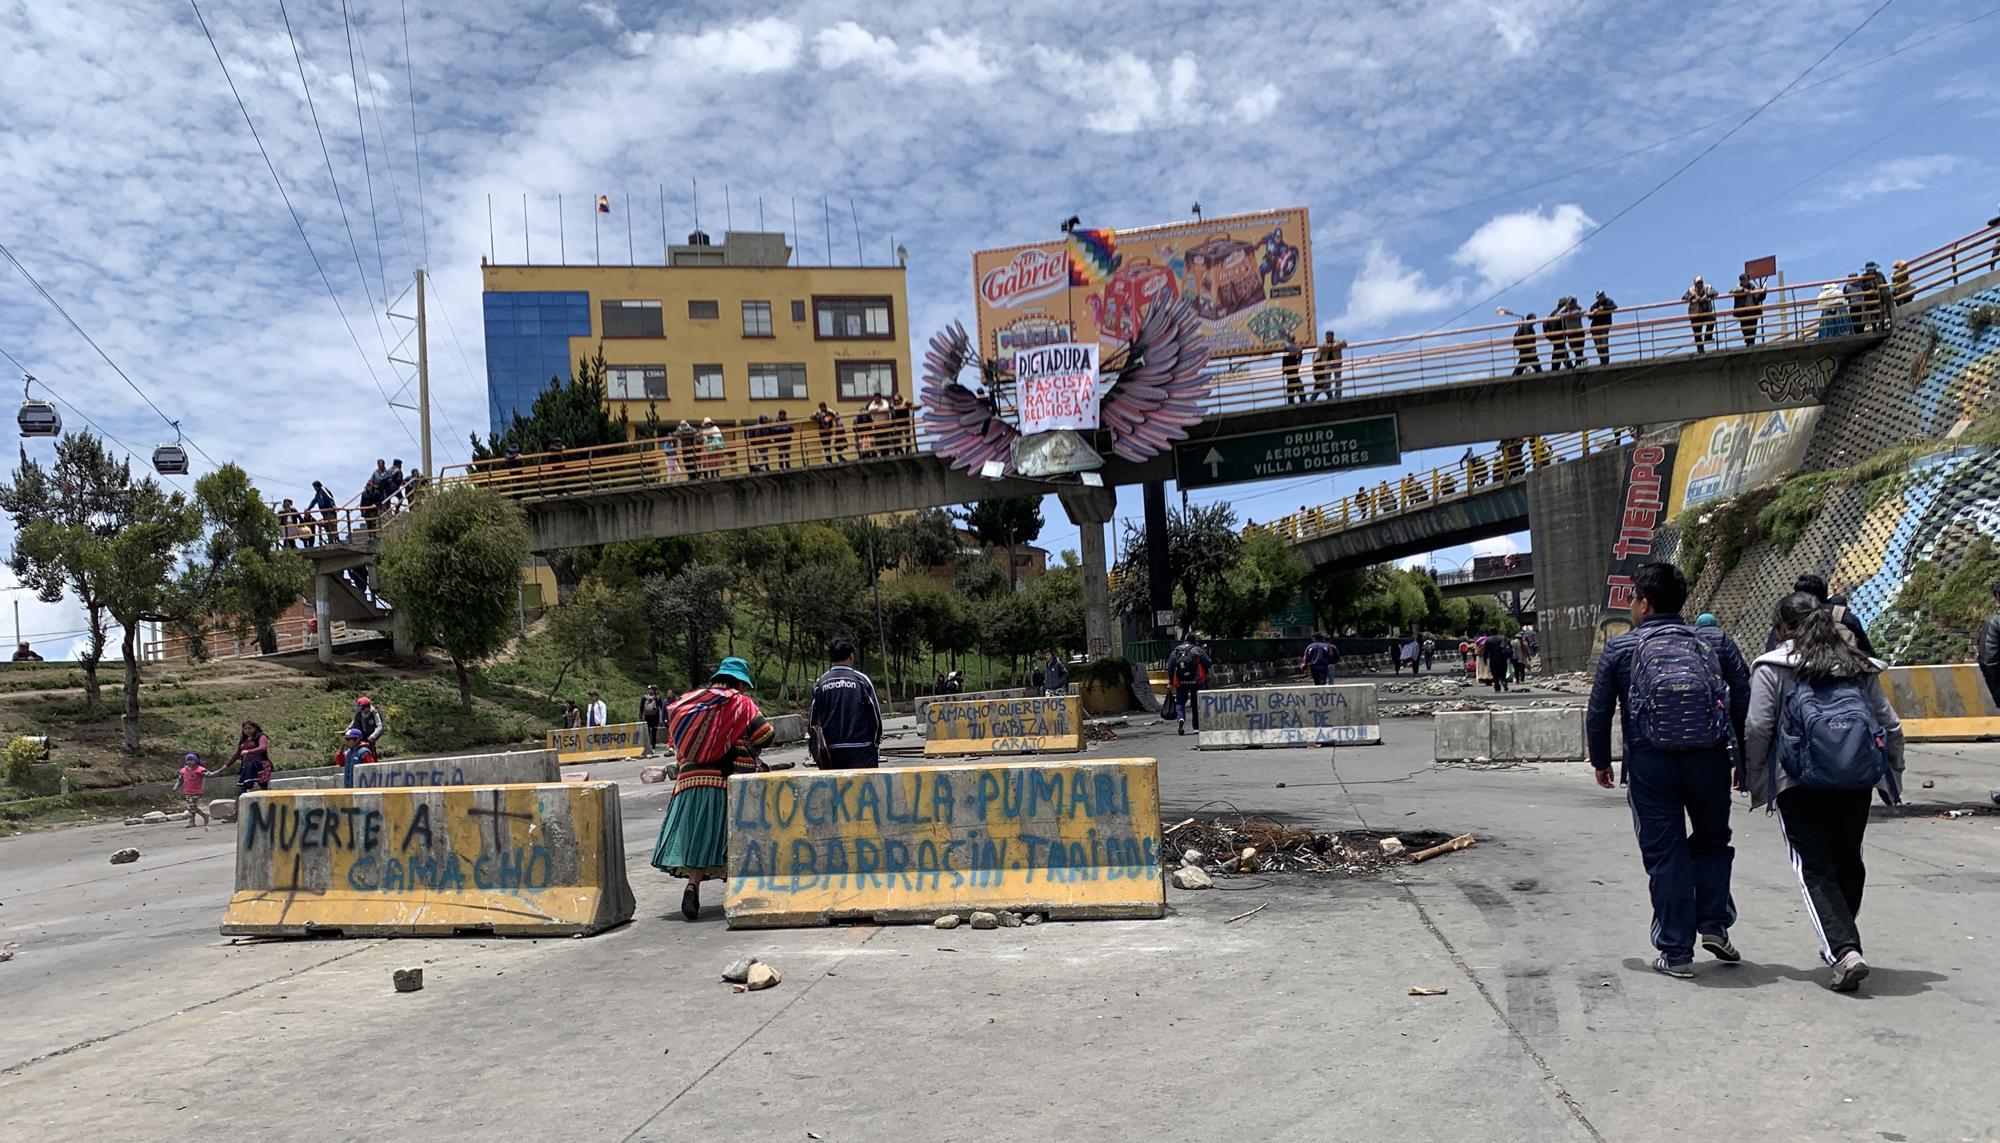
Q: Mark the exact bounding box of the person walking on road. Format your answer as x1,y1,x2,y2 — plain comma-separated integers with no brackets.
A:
1511,630,1533,684
1742,591,1905,992
1423,637,1437,673
349,695,385,747
1587,291,1618,366
1313,329,1347,400
176,753,221,827
1586,561,1752,979
586,691,608,728
652,658,774,921
1041,650,1069,697
1166,636,1214,736
336,727,376,789
1978,578,2000,705
1512,312,1541,375
1483,631,1514,692
1401,637,1422,677
1684,275,1719,352
228,720,273,794
1731,274,1768,346
1303,632,1338,685
639,684,666,755
809,638,883,770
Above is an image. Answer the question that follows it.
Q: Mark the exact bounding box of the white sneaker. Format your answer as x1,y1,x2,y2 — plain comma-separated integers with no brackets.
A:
1829,950,1869,992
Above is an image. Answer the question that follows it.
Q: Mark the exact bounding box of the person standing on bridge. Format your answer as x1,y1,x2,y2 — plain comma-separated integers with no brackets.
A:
1731,274,1768,346
1586,561,1751,979
1313,329,1347,400
1684,275,1719,352
810,638,883,769
1543,302,1570,370
309,480,337,544
1281,333,1305,404
1562,296,1587,366
1587,292,1617,366
1978,578,2000,706
775,409,796,469
1166,636,1214,736
1890,259,1914,310
1511,312,1541,375
654,657,775,921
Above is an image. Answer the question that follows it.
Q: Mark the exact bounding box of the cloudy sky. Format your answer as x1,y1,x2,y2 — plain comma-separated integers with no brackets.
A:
2,1,1996,654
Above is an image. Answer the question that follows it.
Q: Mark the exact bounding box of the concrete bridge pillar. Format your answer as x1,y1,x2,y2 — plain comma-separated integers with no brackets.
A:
314,573,335,666
1058,486,1120,660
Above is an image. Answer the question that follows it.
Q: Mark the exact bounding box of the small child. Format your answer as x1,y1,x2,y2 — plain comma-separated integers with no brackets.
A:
176,753,219,828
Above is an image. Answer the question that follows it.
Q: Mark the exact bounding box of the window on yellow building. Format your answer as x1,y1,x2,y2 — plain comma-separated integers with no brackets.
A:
607,365,667,400
837,360,896,399
749,363,807,400
688,300,719,320
601,299,663,337
741,301,773,337
814,296,892,339
693,364,725,400
790,300,806,323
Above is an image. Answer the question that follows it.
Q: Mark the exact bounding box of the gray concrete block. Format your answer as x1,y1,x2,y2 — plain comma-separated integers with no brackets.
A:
767,713,805,746
1434,711,1492,761
1500,708,1587,761
1197,684,1380,748
267,749,560,790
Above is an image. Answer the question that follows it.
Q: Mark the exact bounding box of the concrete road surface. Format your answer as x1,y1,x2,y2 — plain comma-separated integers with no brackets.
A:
3,707,1995,1142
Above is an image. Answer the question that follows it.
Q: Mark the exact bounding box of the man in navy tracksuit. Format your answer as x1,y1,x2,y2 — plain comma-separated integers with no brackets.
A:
1587,562,1751,978
809,638,883,769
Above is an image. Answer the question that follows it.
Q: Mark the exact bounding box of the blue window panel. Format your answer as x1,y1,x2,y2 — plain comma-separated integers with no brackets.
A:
517,318,541,334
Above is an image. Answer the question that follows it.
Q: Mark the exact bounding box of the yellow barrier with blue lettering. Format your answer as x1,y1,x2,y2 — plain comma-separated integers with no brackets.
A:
922,695,1084,756
547,722,649,763
724,757,1165,928
220,783,635,937
1884,664,2000,741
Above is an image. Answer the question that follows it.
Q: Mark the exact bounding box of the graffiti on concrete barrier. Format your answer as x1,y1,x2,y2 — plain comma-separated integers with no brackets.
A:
242,790,555,894
926,696,1076,740
729,765,1158,893
1200,687,1359,731
351,765,467,788
1756,356,1837,404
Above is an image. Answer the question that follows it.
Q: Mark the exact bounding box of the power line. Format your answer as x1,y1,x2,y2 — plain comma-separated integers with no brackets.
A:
186,0,418,450
0,345,193,495
1424,0,1900,332
350,13,417,274
340,0,389,304
400,0,431,269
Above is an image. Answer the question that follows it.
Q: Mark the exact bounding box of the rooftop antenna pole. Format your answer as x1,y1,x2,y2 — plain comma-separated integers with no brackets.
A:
823,198,832,267
660,183,668,263
487,194,495,263
692,177,700,233
725,186,733,231
758,196,764,231
523,193,530,263
790,197,799,265
849,196,863,265
626,193,634,264
558,193,566,264
592,193,600,266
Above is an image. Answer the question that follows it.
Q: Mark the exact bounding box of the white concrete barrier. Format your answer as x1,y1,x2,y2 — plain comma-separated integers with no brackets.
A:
1196,684,1381,748
268,749,560,791
1434,708,1587,762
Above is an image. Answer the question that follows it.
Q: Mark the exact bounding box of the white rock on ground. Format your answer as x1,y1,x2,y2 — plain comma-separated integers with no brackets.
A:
1170,866,1213,890
744,964,781,991
933,915,961,929
968,911,999,929
721,957,759,983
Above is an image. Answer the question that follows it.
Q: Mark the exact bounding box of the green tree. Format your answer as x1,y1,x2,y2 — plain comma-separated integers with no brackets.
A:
1027,564,1086,654
959,497,1044,590
377,485,531,710
97,480,201,754
542,576,644,702
644,562,736,689
1203,530,1310,637
1167,503,1242,633
732,525,862,698
893,508,962,570
0,432,130,715
171,464,309,658
472,348,632,459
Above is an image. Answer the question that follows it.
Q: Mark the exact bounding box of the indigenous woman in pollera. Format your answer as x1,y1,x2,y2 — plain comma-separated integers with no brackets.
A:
651,657,775,922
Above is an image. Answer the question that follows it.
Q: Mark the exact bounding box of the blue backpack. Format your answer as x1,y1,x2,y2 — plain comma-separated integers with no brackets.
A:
1630,624,1732,750
1777,676,1888,790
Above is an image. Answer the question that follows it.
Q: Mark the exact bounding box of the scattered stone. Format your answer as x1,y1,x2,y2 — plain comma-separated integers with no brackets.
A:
141,811,167,824
109,848,139,865
1238,847,1259,873
1179,848,1206,868
640,765,670,784
1022,913,1044,926
208,799,237,823
933,915,961,930
1920,779,1935,789
997,912,1023,928
0,946,15,963
721,957,760,983
123,817,144,827
393,968,424,993
1408,985,1449,996
1170,866,1213,890
744,963,781,991
968,911,999,929
1379,837,1407,858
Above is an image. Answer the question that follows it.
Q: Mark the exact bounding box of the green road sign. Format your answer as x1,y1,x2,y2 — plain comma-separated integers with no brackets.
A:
1173,416,1401,489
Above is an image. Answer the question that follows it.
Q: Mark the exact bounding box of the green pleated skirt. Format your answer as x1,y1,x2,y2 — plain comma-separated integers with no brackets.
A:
651,785,729,879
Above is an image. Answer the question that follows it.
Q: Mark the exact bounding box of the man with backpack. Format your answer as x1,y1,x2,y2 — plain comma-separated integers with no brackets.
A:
1482,630,1514,693
1587,562,1751,979
1742,591,1903,992
1165,636,1214,736
1302,633,1338,686
1764,575,1875,656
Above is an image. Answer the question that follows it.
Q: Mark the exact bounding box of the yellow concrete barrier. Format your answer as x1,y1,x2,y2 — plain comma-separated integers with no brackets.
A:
724,757,1165,928
221,782,635,937
1883,664,2000,741
922,695,1084,756
547,722,650,763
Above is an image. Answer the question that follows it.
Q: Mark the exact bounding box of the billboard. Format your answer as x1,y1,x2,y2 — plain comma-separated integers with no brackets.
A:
1667,407,1823,518
973,207,1315,367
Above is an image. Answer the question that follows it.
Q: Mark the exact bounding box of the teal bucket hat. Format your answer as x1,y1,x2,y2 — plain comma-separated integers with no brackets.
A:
711,657,756,689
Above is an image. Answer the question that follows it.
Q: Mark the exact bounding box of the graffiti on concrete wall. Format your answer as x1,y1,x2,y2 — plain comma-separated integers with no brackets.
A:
1757,356,1838,404
239,787,570,895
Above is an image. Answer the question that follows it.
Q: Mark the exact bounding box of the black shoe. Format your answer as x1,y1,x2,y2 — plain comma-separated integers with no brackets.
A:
1700,930,1741,962
681,883,700,922
1651,956,1695,979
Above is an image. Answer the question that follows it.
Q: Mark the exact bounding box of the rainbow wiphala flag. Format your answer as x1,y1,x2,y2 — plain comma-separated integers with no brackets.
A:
1067,228,1116,286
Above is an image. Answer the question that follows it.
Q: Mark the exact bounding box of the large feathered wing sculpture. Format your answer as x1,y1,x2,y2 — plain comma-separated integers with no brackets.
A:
1099,298,1211,462
919,320,1018,474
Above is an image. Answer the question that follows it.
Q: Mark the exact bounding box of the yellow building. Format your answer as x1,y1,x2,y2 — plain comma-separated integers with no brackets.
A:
480,231,913,436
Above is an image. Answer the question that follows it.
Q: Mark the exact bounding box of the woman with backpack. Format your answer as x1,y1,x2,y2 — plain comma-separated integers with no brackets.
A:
1742,591,1904,992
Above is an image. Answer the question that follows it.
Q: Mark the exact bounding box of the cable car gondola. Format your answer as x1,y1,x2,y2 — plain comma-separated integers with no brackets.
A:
154,421,189,476
17,375,60,438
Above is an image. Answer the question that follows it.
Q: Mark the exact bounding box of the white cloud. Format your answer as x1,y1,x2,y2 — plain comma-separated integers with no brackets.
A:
654,16,802,74
1487,4,1539,56
1028,47,1278,133
579,2,619,32
1338,242,1464,327
813,22,1001,85
1807,154,1963,211
1450,203,1596,287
